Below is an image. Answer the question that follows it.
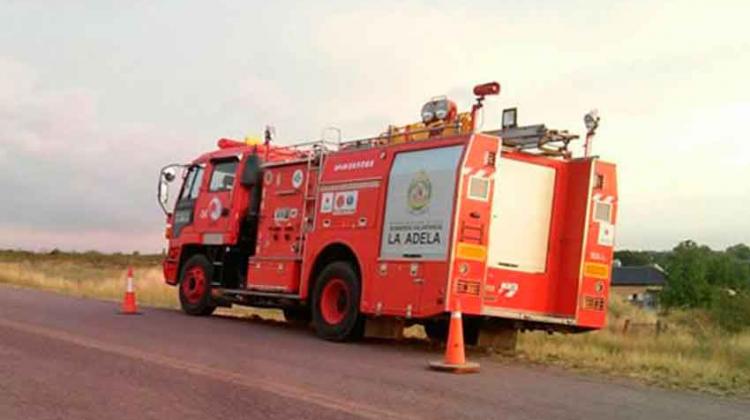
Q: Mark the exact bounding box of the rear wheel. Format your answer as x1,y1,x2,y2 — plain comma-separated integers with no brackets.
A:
423,317,481,346
463,317,482,346
179,255,217,316
424,319,448,342
311,262,364,341
283,306,311,326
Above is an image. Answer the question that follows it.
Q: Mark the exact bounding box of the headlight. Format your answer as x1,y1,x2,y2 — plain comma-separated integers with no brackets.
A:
584,110,600,133
421,100,436,123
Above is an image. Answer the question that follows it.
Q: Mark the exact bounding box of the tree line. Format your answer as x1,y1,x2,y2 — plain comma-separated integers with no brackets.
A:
615,242,750,333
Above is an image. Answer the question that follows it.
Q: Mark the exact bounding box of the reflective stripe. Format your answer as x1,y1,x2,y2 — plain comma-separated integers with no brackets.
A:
456,242,487,262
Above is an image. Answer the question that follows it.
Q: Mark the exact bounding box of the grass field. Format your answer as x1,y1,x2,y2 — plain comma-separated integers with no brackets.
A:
1,250,748,398
517,300,750,397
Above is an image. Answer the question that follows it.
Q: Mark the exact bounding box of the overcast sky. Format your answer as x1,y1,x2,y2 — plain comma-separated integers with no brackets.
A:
0,0,748,253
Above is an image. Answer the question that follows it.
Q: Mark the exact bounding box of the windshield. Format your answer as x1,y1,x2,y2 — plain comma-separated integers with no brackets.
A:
180,165,204,201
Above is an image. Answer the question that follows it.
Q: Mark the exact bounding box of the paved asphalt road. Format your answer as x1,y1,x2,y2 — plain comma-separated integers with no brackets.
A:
1,285,748,420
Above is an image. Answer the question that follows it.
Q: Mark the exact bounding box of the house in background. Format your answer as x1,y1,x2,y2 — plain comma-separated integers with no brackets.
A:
611,262,666,309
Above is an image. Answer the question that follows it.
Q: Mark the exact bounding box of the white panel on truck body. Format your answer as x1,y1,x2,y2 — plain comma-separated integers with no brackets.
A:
380,145,464,260
488,157,556,273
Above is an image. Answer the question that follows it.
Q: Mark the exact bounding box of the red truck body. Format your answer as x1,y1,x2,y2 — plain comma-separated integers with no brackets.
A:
160,85,617,341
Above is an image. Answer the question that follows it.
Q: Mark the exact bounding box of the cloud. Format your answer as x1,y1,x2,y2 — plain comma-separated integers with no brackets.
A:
304,1,750,250
0,1,748,252
0,225,163,253
0,57,178,251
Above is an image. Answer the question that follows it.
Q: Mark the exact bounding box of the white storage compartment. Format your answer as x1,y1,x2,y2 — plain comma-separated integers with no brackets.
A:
487,157,556,273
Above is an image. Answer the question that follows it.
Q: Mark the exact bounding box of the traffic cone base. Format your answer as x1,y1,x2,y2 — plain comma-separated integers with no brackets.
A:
119,292,140,315
428,360,480,374
428,300,480,374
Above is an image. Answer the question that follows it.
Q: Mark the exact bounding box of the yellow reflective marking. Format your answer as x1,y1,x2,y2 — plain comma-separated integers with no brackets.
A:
456,243,487,262
583,262,610,279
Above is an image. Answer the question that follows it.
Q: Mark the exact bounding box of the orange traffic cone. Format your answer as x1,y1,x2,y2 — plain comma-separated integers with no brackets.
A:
120,266,140,315
428,299,480,373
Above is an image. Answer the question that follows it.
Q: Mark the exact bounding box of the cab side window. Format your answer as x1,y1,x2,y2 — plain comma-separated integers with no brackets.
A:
209,160,238,192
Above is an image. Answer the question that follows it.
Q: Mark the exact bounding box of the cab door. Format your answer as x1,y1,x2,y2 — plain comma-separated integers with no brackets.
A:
172,164,205,239
194,158,239,240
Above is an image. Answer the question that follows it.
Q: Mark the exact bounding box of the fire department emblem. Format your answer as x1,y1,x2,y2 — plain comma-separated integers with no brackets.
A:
407,170,432,214
292,169,304,189
208,197,222,221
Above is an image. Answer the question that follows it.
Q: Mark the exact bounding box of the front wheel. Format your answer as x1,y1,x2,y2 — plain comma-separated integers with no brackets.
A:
179,254,217,316
311,262,364,341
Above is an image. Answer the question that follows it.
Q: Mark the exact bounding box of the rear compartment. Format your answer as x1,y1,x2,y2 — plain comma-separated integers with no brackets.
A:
448,135,617,330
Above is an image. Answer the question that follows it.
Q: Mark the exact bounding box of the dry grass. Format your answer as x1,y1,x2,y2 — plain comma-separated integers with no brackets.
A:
1,251,748,398
0,255,283,321
516,298,750,397
0,260,178,308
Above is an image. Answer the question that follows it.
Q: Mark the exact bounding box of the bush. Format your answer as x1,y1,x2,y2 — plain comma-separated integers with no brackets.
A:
710,292,750,334
661,241,713,309
661,240,750,327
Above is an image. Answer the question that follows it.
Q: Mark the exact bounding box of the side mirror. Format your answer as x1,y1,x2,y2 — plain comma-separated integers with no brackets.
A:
240,155,262,187
158,163,184,215
162,167,177,182
159,181,169,207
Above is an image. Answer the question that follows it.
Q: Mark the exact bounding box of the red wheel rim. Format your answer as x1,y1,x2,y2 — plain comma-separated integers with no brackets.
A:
182,265,206,304
320,278,349,325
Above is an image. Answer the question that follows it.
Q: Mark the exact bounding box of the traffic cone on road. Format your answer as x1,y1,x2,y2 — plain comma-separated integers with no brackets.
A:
428,299,480,373
120,266,139,315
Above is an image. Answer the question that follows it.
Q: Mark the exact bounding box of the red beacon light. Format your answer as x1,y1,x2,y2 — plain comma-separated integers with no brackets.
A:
470,81,501,132
217,138,245,149
473,81,500,97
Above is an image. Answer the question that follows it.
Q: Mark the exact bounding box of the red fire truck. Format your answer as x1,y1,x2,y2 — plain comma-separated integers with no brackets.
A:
157,82,617,345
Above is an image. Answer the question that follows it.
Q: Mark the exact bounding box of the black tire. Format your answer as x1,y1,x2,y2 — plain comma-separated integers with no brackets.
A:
178,254,217,316
424,319,449,342
283,306,311,326
424,317,481,346
463,316,482,346
311,262,365,341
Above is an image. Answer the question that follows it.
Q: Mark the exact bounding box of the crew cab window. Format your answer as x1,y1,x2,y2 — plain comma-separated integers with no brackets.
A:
180,166,204,200
209,160,238,192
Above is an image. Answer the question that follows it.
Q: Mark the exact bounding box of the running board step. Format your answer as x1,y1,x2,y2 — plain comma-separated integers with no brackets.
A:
217,288,302,300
